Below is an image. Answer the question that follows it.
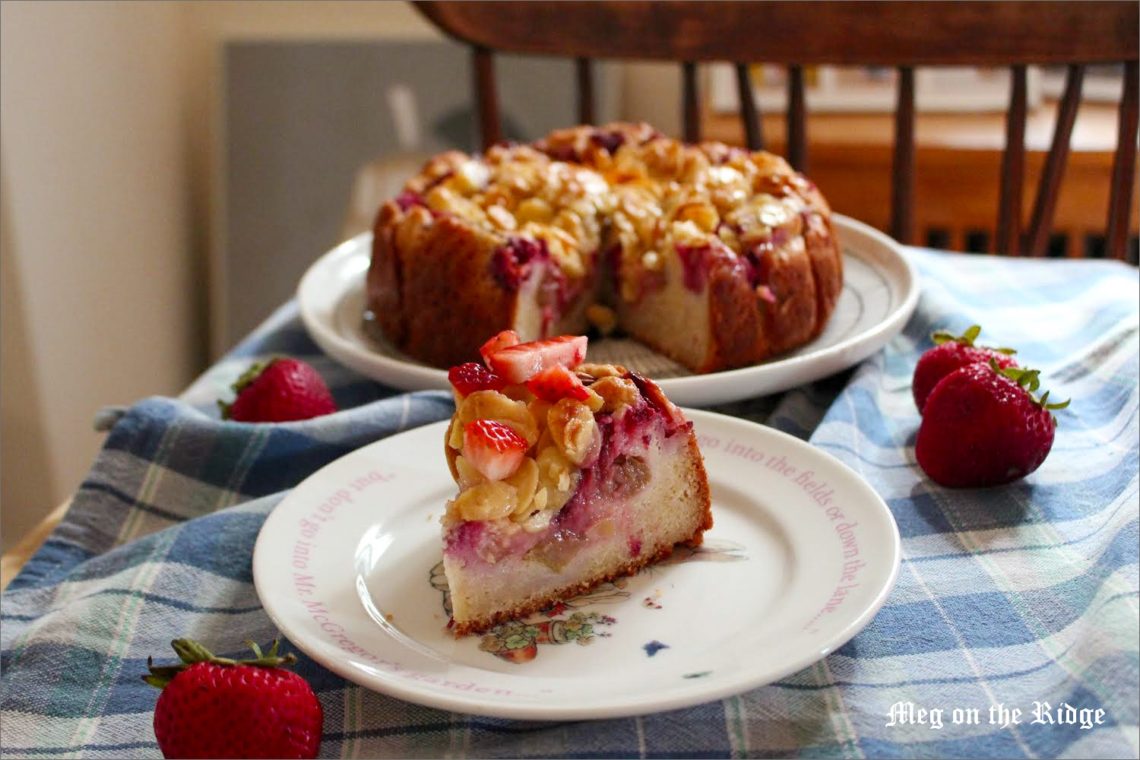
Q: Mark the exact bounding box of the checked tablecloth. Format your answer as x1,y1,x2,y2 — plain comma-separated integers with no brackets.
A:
1,248,1137,758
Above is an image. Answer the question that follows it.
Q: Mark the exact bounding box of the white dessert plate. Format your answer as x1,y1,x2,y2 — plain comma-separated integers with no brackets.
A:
253,409,900,720
297,214,918,407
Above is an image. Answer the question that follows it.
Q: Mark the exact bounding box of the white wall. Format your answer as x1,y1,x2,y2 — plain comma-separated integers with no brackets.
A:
1,1,197,549
622,62,682,137
0,2,441,551
177,1,439,356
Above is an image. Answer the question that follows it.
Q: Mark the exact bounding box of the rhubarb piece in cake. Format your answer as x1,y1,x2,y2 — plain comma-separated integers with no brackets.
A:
441,332,712,635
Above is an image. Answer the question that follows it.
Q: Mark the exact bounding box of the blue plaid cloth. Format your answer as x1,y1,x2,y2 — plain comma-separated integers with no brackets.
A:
2,248,1137,759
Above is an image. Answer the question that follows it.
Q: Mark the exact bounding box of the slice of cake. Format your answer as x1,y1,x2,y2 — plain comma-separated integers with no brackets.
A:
441,330,712,635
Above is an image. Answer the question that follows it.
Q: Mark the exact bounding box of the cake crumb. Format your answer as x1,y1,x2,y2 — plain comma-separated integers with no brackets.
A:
642,596,663,609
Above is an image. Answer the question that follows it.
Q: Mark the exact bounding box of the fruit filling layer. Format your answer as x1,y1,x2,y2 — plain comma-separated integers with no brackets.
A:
442,333,690,569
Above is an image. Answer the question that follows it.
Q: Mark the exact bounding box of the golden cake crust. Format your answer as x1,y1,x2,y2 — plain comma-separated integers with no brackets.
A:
368,202,519,368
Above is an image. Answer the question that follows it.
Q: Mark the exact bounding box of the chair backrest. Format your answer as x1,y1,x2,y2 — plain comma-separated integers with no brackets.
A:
414,0,1138,260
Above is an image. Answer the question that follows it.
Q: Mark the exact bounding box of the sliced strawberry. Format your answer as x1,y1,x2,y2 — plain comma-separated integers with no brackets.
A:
487,335,588,384
526,364,590,402
463,419,528,481
448,362,507,396
479,330,522,367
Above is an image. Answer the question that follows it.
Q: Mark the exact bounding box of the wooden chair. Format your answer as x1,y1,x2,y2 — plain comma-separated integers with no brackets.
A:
414,0,1138,259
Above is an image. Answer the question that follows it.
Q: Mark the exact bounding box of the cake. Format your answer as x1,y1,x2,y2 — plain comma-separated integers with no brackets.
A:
366,121,842,374
441,330,712,635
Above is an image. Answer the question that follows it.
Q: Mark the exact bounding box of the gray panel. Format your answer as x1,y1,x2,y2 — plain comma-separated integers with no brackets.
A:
223,41,618,350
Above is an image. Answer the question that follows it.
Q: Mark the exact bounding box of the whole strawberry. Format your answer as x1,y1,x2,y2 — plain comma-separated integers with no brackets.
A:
913,325,1018,412
220,357,337,422
145,638,322,759
915,362,1069,488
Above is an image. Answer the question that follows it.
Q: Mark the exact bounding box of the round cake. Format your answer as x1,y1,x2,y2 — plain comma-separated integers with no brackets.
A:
366,122,842,374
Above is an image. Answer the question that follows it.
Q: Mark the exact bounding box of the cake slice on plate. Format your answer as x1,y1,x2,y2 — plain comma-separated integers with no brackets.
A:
441,330,713,635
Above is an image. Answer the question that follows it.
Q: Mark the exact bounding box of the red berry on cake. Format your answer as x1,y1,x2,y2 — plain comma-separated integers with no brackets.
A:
448,362,508,398
912,325,1018,413
479,329,522,365
441,333,712,635
486,335,588,383
915,361,1069,488
463,419,529,481
526,364,591,403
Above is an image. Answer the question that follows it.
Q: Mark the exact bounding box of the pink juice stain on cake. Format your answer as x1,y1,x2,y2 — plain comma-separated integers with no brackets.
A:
544,144,581,163
675,243,712,293
394,191,426,212
446,520,488,556
742,227,790,290
491,237,550,291
588,129,626,155
538,266,575,337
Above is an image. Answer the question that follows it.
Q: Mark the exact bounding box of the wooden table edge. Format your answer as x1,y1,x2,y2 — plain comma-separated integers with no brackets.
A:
1,500,70,592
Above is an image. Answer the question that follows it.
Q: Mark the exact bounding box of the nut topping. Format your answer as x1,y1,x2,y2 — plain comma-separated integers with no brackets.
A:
454,455,486,489
547,398,600,466
450,481,518,522
590,375,641,413
577,362,627,379
505,457,539,518
536,444,578,502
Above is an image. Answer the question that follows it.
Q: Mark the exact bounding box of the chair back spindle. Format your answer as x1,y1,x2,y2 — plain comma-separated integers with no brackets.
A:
1107,60,1139,261
735,63,763,151
575,57,594,125
472,46,500,147
995,64,1028,256
1025,64,1084,257
891,66,917,245
682,61,701,143
785,65,808,173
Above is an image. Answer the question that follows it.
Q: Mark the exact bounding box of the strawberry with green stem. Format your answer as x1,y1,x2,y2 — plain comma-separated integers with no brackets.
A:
145,638,323,759
913,324,1019,412
916,361,1070,488
220,357,337,423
